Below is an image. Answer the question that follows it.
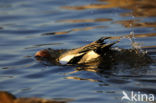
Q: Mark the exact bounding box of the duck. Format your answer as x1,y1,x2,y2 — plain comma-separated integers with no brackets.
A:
35,37,152,68
35,37,119,65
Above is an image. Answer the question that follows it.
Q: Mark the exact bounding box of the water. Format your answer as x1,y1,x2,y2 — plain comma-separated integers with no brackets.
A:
0,0,156,103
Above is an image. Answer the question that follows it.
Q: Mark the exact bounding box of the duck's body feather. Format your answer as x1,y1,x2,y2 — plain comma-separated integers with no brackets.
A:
35,37,152,68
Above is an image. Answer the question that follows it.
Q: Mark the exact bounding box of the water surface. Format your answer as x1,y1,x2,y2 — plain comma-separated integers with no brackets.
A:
0,0,156,103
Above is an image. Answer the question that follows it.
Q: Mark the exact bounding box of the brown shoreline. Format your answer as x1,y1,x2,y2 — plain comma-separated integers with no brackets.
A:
0,91,67,103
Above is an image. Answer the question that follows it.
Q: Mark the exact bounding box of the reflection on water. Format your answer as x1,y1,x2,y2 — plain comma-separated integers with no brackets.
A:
62,0,156,17
110,33,156,40
42,26,106,35
0,0,156,103
115,20,156,28
0,27,3,29
65,76,100,82
25,42,63,49
57,18,112,23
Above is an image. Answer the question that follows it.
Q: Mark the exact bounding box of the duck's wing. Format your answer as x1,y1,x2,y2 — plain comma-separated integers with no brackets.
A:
79,37,120,54
101,40,120,49
96,37,110,43
58,37,110,64
97,40,120,53
78,37,110,53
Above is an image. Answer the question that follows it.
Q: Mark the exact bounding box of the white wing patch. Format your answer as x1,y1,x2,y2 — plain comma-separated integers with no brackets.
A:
84,50,99,61
78,50,100,63
59,55,75,65
59,51,99,64
59,53,83,65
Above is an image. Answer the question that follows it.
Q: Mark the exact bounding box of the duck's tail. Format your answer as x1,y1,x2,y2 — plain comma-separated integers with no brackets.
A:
101,39,120,49
78,37,110,53
96,37,110,43
78,36,119,54
95,39,120,54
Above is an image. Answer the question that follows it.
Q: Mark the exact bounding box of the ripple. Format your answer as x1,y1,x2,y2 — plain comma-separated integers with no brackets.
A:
0,0,156,103
57,18,112,23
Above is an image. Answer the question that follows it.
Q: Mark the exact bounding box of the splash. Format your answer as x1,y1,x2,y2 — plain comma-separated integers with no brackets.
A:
128,32,147,54
129,32,140,49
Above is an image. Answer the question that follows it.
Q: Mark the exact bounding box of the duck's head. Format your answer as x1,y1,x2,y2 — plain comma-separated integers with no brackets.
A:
35,49,52,60
35,48,67,64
